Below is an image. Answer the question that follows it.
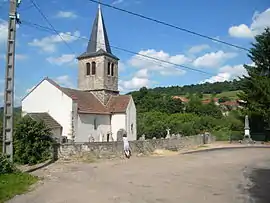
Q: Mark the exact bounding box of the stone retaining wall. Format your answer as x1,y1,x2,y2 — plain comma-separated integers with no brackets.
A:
57,135,215,160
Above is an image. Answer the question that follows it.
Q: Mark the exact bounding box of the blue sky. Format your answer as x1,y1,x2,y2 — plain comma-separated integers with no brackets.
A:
0,0,270,106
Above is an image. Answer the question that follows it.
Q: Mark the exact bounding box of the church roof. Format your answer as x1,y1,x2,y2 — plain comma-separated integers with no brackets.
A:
26,112,62,129
107,95,131,113
77,5,118,60
61,87,110,114
25,78,131,114
61,87,131,114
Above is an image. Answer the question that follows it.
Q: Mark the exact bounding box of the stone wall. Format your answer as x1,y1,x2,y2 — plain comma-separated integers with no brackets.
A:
57,135,215,160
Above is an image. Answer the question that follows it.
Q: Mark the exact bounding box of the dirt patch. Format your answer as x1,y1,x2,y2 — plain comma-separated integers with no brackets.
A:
152,149,179,156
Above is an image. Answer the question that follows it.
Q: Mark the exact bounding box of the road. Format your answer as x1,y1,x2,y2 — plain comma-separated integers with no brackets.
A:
9,148,270,203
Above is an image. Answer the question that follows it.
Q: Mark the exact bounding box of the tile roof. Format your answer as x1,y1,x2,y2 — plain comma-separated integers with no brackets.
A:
107,95,131,113
45,78,130,114
172,96,189,103
26,112,62,129
23,78,132,114
61,87,110,114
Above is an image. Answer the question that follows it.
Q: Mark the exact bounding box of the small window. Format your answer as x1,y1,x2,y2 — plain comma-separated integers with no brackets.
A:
107,62,111,75
131,123,133,134
86,62,90,76
91,61,96,75
94,117,98,130
111,63,114,76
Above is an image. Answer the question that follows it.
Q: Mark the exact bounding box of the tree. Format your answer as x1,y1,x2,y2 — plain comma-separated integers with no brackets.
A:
239,28,270,140
14,117,54,165
218,96,231,103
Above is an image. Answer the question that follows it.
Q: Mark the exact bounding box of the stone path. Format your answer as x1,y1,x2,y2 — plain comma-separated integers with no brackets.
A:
8,148,270,203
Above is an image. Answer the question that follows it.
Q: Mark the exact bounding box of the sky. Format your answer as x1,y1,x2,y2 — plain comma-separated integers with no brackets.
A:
0,0,269,106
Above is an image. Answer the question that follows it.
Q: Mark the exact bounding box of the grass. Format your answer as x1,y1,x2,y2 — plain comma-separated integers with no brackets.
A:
0,173,38,203
216,90,242,99
183,90,242,100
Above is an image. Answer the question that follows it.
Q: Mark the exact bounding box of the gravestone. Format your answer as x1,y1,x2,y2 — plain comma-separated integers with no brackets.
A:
139,134,146,141
88,135,95,142
176,134,182,139
165,128,171,139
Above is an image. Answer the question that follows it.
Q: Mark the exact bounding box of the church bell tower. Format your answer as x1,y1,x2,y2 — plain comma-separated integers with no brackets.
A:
77,5,119,105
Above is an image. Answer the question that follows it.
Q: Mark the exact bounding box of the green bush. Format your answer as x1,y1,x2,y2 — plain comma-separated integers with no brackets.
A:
212,129,231,141
14,117,54,165
231,131,243,141
0,154,18,174
137,110,244,139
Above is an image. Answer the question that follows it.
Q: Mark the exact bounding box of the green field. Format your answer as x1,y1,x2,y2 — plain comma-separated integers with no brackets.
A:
0,173,38,203
202,90,242,100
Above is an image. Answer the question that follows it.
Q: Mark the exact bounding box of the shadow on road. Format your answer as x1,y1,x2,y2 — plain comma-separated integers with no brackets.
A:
248,168,270,203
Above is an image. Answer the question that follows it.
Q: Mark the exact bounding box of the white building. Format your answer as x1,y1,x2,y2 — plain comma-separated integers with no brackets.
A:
22,5,137,142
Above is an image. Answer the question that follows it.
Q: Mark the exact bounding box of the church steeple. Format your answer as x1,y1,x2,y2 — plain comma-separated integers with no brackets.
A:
77,4,119,105
87,4,112,54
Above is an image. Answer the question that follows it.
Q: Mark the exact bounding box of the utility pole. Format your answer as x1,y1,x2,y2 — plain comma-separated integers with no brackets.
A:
2,0,21,162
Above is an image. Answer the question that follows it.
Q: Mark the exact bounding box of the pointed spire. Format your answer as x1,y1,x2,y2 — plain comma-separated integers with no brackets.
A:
87,4,112,54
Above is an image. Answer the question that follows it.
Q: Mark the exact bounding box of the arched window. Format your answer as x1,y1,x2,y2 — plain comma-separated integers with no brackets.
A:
107,62,111,75
111,63,114,76
86,62,90,76
91,61,96,75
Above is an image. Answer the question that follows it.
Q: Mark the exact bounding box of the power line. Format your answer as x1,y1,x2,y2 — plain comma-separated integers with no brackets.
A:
29,0,76,55
88,0,249,52
21,20,223,78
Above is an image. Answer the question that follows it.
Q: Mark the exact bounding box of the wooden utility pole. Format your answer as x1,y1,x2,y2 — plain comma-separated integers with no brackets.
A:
2,0,21,161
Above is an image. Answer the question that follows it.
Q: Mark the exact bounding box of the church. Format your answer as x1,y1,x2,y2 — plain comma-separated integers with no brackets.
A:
21,5,137,143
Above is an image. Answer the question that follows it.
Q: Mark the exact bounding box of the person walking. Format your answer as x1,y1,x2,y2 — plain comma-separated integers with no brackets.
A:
123,134,131,158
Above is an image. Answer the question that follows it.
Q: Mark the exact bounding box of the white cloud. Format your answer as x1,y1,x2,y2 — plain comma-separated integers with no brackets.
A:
56,11,77,19
0,19,8,44
193,51,237,68
28,31,80,53
118,61,125,72
46,54,76,66
135,69,148,78
55,75,74,88
112,0,124,5
201,63,250,83
128,49,189,76
228,8,270,38
188,44,210,54
119,76,151,91
229,24,253,38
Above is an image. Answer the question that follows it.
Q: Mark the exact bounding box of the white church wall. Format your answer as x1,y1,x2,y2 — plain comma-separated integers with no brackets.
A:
22,80,73,139
111,113,126,141
126,98,137,141
76,113,111,142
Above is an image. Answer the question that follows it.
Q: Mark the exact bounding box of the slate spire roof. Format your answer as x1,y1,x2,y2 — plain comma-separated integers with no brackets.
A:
78,4,118,60
87,4,111,54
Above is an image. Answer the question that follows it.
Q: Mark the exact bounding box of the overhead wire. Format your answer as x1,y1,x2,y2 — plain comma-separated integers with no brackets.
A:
87,0,249,52
29,0,77,55
21,20,224,78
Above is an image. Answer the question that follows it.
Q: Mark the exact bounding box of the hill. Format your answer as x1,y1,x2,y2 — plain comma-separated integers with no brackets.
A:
129,80,242,101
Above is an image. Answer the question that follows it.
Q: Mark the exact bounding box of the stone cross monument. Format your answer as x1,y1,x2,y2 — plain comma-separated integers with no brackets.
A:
244,115,251,139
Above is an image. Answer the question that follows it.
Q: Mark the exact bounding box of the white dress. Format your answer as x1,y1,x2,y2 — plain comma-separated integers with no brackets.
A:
123,137,130,151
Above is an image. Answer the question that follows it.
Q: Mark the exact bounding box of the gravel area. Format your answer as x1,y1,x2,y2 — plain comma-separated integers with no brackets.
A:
8,148,270,203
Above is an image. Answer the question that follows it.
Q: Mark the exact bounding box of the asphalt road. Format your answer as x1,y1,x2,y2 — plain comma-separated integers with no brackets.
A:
8,148,270,203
